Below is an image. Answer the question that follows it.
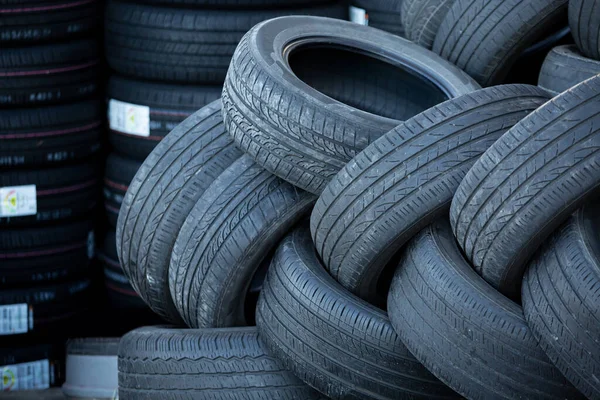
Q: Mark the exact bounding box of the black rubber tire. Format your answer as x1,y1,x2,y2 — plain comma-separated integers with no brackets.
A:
170,155,314,328
0,219,94,287
522,203,600,399
0,344,62,390
67,338,119,356
0,101,102,168
105,0,346,84
107,75,221,160
118,326,324,400
351,0,405,36
0,0,100,44
450,74,600,300
223,16,480,195
311,85,551,304
116,100,242,324
256,225,458,400
0,39,100,107
433,0,569,86
387,219,584,400
401,0,456,49
569,0,600,60
0,161,100,226
127,0,334,7
0,218,94,250
538,45,600,95
103,153,142,228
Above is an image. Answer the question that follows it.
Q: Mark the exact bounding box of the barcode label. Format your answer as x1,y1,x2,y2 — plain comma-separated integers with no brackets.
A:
349,6,369,25
0,304,32,335
109,99,150,137
0,185,36,217
0,359,50,391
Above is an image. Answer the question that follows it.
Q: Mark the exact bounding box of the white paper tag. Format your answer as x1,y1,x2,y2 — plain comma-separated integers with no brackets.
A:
0,185,36,217
0,304,33,335
0,359,50,391
349,6,369,25
108,99,150,137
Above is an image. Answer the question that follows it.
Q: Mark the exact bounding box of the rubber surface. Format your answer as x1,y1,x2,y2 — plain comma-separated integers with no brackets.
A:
387,220,583,400
450,74,600,300
402,0,456,49
569,0,600,60
104,153,142,228
538,45,600,95
118,326,325,399
117,100,242,323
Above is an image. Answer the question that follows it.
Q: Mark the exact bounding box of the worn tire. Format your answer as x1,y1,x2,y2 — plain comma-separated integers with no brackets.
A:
107,75,221,160
0,39,100,107
118,326,324,400
450,74,600,300
256,225,458,399
223,16,480,194
105,0,345,84
401,0,456,49
170,155,314,328
351,0,405,36
311,85,551,303
433,0,569,86
569,0,600,60
0,100,102,168
387,220,583,400
522,203,600,399
538,45,600,95
116,100,242,323
103,154,141,228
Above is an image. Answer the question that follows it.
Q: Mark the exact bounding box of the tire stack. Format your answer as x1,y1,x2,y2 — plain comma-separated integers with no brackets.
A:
0,0,102,391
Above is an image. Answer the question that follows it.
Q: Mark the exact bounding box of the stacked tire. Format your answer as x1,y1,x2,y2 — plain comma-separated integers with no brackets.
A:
0,1,101,391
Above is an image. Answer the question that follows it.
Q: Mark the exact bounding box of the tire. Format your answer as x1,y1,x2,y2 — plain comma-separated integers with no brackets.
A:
0,39,100,107
0,101,102,168
0,0,100,44
433,0,569,86
223,16,480,195
351,0,405,36
256,225,458,400
170,155,314,328
311,85,551,303
105,0,346,84
0,161,100,226
116,99,242,323
569,0,600,60
118,326,324,400
387,219,583,400
450,74,600,300
0,344,62,391
107,75,221,160
401,0,456,49
63,338,119,399
104,154,142,228
538,45,600,95
0,219,94,287
522,203,600,399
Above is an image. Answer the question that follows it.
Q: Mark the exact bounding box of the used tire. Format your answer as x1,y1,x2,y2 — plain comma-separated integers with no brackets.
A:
0,0,100,43
116,100,242,323
311,85,551,303
105,0,345,84
0,100,102,168
401,0,456,49
387,220,583,400
118,326,324,399
107,75,221,160
350,0,405,36
170,155,314,328
569,0,600,60
522,203,600,399
223,16,480,194
450,74,600,300
104,153,141,228
538,45,600,95
433,0,569,86
0,161,99,226
0,39,100,107
256,225,458,400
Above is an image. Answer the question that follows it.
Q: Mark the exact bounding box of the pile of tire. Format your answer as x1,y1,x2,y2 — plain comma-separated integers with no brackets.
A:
0,0,102,390
110,1,600,399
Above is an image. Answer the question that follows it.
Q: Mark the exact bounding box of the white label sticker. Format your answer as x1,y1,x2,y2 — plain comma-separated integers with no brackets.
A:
349,6,369,25
0,304,33,335
0,185,36,217
87,231,95,259
109,99,150,137
0,359,50,391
